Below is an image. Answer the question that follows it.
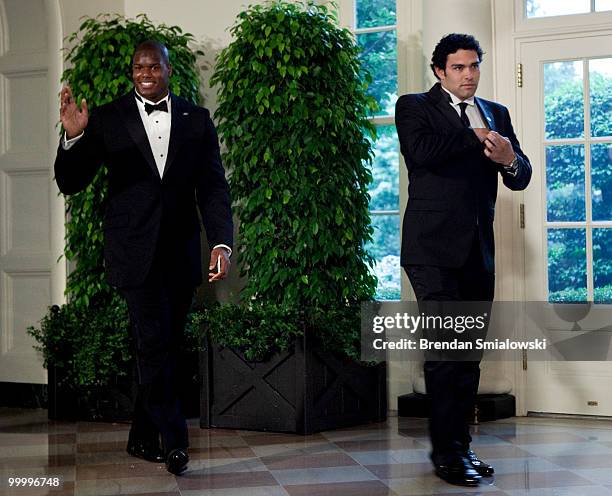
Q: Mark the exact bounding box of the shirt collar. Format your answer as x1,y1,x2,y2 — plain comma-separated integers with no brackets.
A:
134,90,170,107
440,85,475,106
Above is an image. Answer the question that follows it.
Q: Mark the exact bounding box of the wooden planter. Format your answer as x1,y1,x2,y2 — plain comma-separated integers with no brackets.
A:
200,330,387,434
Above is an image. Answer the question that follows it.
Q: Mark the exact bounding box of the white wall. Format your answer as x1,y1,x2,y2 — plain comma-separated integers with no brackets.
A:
422,0,494,99
59,0,124,48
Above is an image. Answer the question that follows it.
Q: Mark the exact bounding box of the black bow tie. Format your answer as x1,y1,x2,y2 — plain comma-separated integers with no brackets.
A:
144,100,168,115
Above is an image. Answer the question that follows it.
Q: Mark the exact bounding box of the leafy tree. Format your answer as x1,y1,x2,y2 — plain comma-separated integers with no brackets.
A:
356,0,396,28
212,0,378,308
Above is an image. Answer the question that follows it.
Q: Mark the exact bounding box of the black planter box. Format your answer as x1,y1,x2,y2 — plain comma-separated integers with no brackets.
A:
200,331,387,434
47,364,135,422
47,349,201,422
398,392,515,422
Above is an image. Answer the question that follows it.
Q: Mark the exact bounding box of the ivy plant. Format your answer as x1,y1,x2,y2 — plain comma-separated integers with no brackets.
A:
211,0,378,309
29,14,203,389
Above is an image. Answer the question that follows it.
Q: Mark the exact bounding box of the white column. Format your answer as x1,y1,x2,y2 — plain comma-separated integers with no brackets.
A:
47,0,66,307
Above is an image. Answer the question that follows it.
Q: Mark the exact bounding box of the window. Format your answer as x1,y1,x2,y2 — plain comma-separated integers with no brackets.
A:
526,0,612,18
352,0,401,300
544,58,612,303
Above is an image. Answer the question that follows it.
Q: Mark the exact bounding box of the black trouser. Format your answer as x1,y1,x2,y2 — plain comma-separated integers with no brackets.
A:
404,231,494,465
121,257,194,455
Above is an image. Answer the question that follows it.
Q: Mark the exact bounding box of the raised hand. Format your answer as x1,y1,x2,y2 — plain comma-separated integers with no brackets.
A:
60,86,88,139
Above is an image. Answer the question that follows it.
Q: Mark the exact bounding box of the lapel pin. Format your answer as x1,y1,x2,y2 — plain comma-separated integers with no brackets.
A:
183,112,189,116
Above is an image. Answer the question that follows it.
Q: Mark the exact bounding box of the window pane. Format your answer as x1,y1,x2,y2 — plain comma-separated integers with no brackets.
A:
526,0,590,18
593,229,612,303
596,0,612,11
356,0,396,28
544,61,584,140
368,125,399,211
591,144,612,221
548,228,587,303
358,30,398,116
367,214,400,300
589,58,612,138
546,145,585,222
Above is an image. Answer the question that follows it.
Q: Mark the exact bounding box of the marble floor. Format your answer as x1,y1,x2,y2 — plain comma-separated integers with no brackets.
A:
2,408,612,495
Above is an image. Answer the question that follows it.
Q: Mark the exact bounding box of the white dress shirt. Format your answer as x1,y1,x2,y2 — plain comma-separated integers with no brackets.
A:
441,85,487,129
134,91,171,178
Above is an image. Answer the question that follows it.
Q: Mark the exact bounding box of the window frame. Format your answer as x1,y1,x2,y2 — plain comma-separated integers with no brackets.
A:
542,56,612,303
337,0,421,301
515,0,612,34
348,0,401,300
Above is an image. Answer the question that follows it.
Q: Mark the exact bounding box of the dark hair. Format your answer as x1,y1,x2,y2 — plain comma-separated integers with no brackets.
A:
132,39,170,64
430,33,484,80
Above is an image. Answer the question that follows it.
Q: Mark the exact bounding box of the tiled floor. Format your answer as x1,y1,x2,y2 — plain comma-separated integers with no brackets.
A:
2,408,612,495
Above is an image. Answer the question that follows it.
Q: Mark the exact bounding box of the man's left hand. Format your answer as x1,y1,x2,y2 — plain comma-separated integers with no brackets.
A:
483,131,515,166
208,247,231,282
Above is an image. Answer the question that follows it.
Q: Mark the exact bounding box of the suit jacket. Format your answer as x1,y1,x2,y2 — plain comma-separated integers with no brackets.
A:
394,83,531,272
54,91,233,288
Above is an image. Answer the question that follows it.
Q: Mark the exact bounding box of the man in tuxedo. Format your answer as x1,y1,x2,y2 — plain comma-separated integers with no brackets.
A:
395,34,531,486
54,40,233,475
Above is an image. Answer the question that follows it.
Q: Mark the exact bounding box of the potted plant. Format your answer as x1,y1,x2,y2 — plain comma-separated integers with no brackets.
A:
28,14,203,421
198,0,386,434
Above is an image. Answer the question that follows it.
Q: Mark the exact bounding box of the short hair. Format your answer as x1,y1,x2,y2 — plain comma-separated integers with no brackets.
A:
132,39,170,65
430,33,484,80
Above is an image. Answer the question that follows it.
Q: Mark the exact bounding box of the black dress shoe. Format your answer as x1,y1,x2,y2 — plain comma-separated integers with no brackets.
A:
434,457,482,486
126,441,165,463
166,448,189,475
466,448,495,476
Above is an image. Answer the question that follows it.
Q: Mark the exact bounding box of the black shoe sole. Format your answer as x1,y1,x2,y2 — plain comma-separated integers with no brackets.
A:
166,463,188,475
435,469,481,487
473,466,495,476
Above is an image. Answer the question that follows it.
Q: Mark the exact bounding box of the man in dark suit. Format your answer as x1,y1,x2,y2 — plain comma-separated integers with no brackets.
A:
395,34,531,486
55,40,233,475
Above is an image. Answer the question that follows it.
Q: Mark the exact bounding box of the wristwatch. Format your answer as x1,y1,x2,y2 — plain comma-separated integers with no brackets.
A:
504,156,519,175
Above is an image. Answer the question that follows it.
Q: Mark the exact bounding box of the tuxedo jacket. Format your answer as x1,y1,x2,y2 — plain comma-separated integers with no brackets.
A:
54,92,233,289
395,83,531,273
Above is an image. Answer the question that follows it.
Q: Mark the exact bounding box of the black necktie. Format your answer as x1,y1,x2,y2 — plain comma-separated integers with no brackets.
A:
144,100,168,115
458,102,470,127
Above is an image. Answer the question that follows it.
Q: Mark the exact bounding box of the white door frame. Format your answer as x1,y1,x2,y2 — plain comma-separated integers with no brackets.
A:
0,0,65,385
492,0,612,415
